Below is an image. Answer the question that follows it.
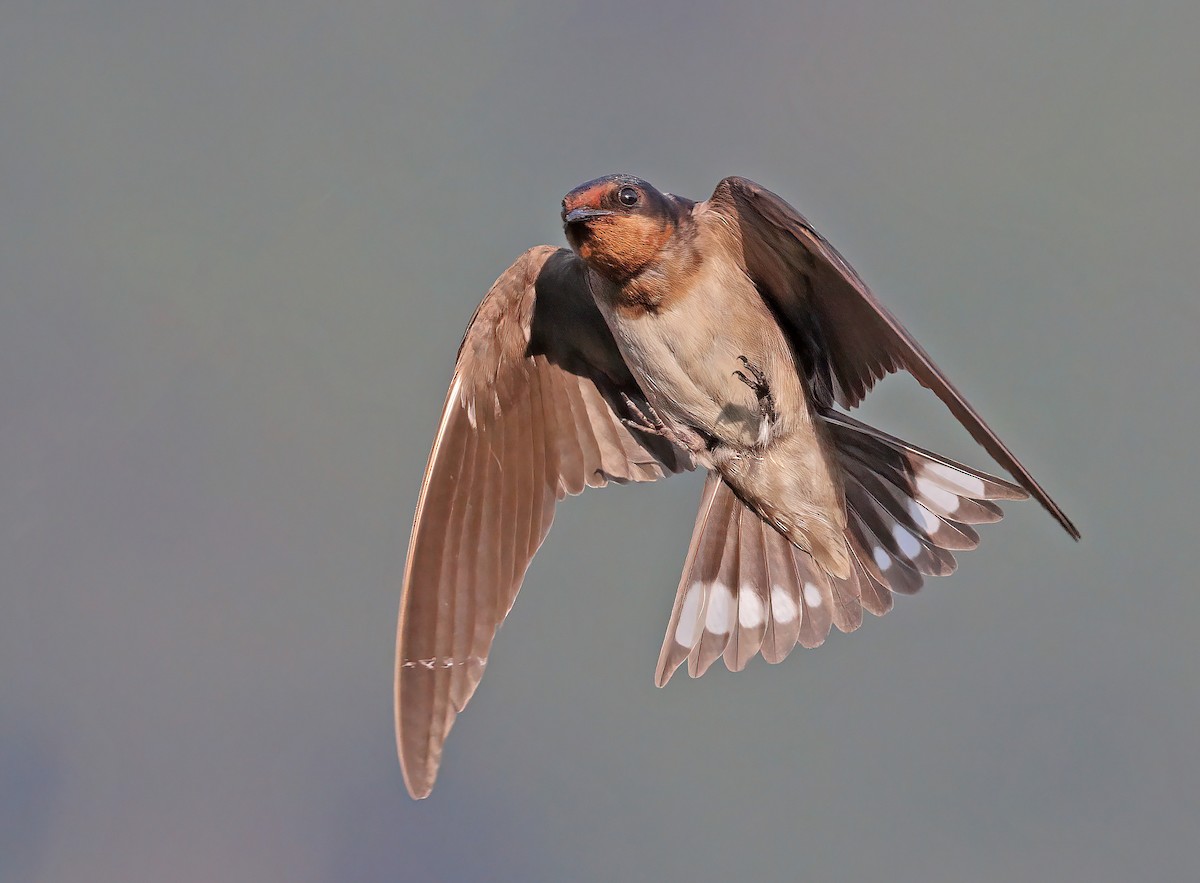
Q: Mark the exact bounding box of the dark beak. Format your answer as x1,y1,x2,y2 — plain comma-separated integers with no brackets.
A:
563,207,614,225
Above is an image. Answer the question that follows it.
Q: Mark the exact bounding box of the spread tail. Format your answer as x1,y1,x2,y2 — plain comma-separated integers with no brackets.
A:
655,411,1028,685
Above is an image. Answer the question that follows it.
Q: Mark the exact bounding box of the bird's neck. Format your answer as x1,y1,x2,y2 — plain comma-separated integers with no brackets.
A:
592,227,704,318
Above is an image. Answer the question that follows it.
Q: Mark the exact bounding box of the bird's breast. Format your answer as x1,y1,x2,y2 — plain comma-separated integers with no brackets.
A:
591,259,807,450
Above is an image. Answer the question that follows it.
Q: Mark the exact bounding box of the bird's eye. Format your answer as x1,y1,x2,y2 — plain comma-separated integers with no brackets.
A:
618,186,640,207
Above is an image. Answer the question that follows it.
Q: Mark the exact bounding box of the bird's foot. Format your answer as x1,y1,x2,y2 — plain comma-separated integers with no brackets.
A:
620,394,705,456
734,355,777,426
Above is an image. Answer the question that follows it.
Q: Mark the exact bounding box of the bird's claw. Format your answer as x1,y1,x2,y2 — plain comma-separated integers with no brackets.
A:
620,393,704,456
734,355,777,425
620,393,671,437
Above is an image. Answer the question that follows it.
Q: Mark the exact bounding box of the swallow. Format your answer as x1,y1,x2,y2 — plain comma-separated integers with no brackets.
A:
395,174,1078,799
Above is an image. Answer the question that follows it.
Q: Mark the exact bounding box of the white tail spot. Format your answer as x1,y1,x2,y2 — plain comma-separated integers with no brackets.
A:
915,477,961,515
705,582,734,635
873,546,892,572
802,582,824,609
892,524,923,558
738,585,765,628
922,462,986,498
770,585,798,624
675,582,705,647
907,499,943,533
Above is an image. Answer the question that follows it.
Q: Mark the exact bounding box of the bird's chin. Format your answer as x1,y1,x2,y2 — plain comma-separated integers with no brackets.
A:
562,224,592,254
568,241,595,264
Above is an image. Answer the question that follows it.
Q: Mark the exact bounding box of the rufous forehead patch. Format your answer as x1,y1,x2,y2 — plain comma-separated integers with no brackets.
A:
562,181,614,212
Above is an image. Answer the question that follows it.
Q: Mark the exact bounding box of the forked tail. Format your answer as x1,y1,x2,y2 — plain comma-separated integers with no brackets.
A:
655,410,1029,685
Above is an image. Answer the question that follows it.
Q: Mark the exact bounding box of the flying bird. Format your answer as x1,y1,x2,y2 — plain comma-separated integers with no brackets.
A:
395,174,1077,799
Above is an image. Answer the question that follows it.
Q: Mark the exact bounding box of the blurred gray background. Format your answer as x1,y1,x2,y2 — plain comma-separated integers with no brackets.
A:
3,2,1197,881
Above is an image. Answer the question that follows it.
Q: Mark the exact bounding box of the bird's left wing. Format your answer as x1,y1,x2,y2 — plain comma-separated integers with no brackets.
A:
397,246,692,798
705,177,1078,539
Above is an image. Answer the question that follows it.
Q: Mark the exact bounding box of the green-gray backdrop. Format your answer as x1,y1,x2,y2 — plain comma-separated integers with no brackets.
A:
4,2,1197,880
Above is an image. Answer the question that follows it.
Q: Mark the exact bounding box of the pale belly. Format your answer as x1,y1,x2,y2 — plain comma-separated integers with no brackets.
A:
596,277,805,450
591,267,850,575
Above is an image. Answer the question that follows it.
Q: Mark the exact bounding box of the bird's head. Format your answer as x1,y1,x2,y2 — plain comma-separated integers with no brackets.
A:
561,175,686,282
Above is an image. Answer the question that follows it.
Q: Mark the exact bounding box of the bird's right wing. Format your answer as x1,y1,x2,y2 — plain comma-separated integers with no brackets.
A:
397,246,692,799
705,176,1077,539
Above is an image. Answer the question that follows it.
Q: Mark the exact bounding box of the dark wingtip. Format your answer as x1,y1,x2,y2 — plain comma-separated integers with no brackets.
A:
1043,501,1081,541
